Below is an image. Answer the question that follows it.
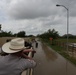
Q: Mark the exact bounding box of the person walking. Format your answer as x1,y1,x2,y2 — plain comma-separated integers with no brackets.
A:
35,41,38,48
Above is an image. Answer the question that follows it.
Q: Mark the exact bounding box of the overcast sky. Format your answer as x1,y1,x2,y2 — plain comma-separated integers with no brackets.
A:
0,0,76,35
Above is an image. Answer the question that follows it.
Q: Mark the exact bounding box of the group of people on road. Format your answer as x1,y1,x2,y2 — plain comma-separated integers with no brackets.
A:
0,38,37,75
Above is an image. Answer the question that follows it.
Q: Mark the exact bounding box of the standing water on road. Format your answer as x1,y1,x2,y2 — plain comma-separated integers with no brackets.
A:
33,41,76,75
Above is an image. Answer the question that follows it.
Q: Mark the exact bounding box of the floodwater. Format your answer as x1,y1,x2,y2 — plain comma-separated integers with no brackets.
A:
33,41,76,75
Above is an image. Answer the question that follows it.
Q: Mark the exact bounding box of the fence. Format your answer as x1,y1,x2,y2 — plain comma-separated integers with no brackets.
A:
52,40,76,58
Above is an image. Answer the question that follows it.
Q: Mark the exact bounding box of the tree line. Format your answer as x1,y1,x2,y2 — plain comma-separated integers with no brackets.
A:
0,29,76,39
38,29,76,40
38,29,59,40
0,31,26,37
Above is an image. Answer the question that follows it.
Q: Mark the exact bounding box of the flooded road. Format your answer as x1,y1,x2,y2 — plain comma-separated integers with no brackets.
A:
33,41,76,75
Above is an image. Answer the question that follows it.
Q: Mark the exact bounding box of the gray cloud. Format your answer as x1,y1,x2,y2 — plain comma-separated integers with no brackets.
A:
0,0,76,36
7,0,57,19
7,0,76,20
54,0,76,17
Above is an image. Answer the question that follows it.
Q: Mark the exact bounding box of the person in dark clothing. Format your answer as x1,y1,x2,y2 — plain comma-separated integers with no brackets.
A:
24,41,32,49
6,39,11,42
35,41,38,48
24,41,36,57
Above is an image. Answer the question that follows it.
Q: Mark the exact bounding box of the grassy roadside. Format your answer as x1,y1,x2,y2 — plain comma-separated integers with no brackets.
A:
41,39,76,65
50,44,76,65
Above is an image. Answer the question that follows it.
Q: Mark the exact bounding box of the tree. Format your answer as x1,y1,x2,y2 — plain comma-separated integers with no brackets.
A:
0,31,13,37
39,29,59,39
17,31,26,37
61,34,76,39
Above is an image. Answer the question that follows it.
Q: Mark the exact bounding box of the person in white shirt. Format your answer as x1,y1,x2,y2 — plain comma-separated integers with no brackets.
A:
0,38,36,75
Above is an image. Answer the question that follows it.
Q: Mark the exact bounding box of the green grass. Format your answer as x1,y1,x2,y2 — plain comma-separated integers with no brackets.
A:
56,38,76,43
50,44,76,65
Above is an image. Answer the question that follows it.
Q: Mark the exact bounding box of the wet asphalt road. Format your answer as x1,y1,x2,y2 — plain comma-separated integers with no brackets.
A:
33,41,76,75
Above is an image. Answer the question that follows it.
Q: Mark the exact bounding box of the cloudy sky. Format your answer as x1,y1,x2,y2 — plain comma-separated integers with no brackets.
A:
0,0,76,35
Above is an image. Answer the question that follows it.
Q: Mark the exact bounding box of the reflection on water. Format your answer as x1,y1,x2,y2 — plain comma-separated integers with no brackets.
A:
41,43,57,61
33,41,76,75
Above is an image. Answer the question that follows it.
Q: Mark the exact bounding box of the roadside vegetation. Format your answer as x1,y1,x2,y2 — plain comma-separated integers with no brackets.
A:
0,30,35,47
38,29,76,65
0,30,34,37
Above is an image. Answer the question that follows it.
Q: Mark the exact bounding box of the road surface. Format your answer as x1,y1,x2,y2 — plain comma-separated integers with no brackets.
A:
33,40,76,75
